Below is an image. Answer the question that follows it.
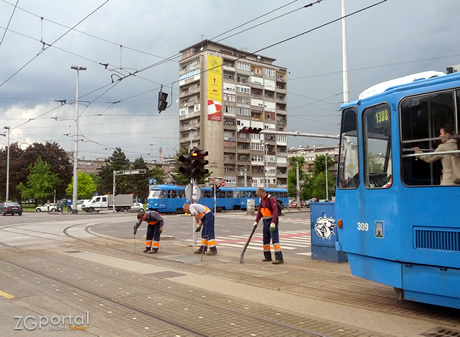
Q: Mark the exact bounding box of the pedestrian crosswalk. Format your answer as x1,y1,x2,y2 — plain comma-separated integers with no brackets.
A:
185,230,311,256
216,213,311,225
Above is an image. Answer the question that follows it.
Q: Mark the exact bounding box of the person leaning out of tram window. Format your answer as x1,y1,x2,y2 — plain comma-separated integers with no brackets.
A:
183,203,217,255
413,124,460,185
133,210,164,254
253,187,284,264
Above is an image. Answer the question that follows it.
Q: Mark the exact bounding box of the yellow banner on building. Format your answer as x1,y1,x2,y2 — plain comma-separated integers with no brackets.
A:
207,55,222,121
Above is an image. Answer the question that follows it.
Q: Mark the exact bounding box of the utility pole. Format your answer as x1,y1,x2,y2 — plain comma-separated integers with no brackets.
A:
4,126,10,202
342,0,350,103
296,161,301,209
70,65,86,214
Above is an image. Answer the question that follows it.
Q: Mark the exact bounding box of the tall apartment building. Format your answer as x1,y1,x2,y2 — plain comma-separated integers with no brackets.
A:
178,40,288,188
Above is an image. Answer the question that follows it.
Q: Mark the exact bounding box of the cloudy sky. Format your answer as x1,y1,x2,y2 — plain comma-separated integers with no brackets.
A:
1,0,460,162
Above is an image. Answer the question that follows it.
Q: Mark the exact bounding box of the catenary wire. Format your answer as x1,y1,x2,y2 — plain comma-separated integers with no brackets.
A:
0,0,19,46
0,0,110,89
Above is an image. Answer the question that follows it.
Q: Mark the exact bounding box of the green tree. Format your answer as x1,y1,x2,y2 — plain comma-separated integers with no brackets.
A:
65,171,97,199
311,154,335,200
288,156,310,199
97,148,130,194
127,157,165,201
20,142,73,200
17,157,61,204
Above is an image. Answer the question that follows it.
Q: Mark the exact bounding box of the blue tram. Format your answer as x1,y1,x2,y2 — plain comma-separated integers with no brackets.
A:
335,70,460,309
147,184,288,214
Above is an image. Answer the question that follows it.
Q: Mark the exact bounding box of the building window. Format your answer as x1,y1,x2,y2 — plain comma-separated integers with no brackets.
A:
237,97,250,105
237,85,250,94
236,61,250,71
264,68,275,77
180,69,200,80
237,107,249,116
223,94,236,102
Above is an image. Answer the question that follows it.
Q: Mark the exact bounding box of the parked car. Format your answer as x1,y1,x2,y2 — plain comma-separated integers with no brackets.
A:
0,201,23,216
35,203,58,212
288,201,304,208
129,202,145,213
77,199,90,212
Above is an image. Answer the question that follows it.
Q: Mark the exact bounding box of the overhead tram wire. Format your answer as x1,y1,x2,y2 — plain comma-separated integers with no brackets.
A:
162,0,386,91
214,0,325,44
2,1,365,138
247,0,387,62
1,0,314,120
0,0,303,130
1,0,301,79
0,0,110,89
289,53,460,81
0,0,19,46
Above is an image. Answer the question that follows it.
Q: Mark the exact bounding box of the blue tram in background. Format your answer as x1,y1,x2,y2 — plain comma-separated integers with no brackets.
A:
147,184,288,214
335,70,460,309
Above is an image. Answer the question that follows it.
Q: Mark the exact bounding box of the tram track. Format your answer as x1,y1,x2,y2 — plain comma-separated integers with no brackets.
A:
1,218,458,332
0,253,339,337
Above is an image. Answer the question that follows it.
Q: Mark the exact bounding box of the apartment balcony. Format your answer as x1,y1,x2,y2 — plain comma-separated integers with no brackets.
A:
224,141,236,149
276,86,287,94
223,64,235,72
237,147,251,153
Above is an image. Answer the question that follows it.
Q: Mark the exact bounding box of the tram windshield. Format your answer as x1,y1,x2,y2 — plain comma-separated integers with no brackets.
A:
338,108,359,189
363,103,393,189
148,190,166,199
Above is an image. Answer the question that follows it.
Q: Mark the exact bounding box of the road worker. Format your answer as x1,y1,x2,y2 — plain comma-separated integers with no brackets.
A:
253,187,284,264
133,210,164,254
183,203,217,255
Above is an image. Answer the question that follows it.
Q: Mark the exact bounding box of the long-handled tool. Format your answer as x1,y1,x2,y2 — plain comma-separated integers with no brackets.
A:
201,235,208,261
133,233,136,254
240,224,257,263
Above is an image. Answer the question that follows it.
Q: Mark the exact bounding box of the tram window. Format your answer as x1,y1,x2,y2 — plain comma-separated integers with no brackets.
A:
226,191,232,198
401,90,459,186
338,108,360,189
363,103,393,189
149,190,165,199
203,190,211,198
168,190,177,198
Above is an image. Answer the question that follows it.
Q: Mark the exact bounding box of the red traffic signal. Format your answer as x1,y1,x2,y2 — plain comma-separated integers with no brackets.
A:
240,127,262,134
179,153,192,178
190,149,209,179
158,91,168,113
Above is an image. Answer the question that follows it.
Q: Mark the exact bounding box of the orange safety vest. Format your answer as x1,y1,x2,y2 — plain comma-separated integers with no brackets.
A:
198,207,211,219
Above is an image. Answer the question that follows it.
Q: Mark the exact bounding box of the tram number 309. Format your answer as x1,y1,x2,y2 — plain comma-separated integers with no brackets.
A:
357,222,369,231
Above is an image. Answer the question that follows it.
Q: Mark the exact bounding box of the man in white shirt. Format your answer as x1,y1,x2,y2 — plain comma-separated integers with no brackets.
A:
183,203,217,255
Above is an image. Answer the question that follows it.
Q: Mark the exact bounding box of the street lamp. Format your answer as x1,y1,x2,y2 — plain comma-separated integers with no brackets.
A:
70,65,87,213
4,126,10,201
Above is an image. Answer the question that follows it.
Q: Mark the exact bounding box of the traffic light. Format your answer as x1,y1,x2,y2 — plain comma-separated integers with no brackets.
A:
190,149,209,179
158,91,168,113
179,153,192,178
240,127,262,134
